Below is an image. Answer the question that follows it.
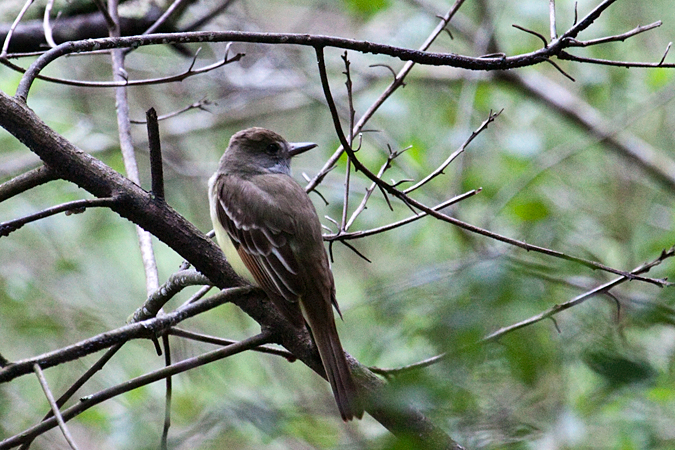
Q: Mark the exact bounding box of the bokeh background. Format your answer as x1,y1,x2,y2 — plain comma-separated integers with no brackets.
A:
2,0,675,448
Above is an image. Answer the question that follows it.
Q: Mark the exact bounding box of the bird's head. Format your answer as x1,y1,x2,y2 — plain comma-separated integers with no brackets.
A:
221,127,317,176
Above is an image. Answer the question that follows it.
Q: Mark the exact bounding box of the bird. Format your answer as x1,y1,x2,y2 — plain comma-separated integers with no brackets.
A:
208,127,363,421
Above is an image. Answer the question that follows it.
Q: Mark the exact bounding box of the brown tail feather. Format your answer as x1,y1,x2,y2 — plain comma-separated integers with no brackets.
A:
308,316,363,421
300,287,363,420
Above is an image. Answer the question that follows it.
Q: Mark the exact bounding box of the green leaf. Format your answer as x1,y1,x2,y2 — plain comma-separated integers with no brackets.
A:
341,0,390,18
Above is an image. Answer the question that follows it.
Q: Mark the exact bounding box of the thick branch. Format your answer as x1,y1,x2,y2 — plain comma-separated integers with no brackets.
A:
0,10,164,55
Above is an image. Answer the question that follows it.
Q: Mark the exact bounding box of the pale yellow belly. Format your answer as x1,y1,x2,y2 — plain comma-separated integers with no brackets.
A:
208,177,256,285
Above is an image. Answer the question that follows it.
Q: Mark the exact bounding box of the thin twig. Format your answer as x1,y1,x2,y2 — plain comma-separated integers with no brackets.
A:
340,51,356,232
181,0,238,32
168,328,296,361
0,197,118,237
143,0,190,35
369,354,446,378
160,334,172,450
43,0,58,49
543,58,575,82
12,1,657,102
0,0,35,58
2,51,243,90
559,50,675,68
370,247,675,377
19,344,124,450
564,21,662,47
659,42,672,66
305,0,469,193
108,0,160,297
130,99,212,124
345,147,395,230
328,190,480,242
549,0,557,41
404,110,500,194
33,364,80,450
91,0,116,29
130,269,212,323
512,24,548,47
481,246,675,343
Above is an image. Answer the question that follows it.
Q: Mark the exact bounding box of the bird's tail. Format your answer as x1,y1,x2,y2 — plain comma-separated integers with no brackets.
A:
303,302,363,421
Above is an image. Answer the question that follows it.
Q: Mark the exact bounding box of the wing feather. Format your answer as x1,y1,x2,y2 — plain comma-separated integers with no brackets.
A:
213,174,306,324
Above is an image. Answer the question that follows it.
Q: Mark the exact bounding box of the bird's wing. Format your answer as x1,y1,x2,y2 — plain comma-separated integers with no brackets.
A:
213,174,307,324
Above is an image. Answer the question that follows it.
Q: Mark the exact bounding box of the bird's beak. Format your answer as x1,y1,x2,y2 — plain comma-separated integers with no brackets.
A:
289,142,317,157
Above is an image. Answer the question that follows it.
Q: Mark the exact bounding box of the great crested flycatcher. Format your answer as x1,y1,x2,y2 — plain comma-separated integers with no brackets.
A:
208,127,363,421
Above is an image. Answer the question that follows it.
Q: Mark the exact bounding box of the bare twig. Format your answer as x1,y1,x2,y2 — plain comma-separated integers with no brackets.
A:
130,98,212,124
559,50,675,68
18,345,124,450
108,0,160,297
543,58,575,81
328,190,480,242
2,50,243,90
130,269,212,323
512,24,548,47
564,21,662,47
180,285,215,307
21,272,212,450
181,0,239,32
0,165,56,203
160,335,172,450
13,2,672,102
33,364,80,450
549,0,557,41
659,42,672,66
43,0,58,49
369,247,675,378
369,354,446,378
404,110,500,194
340,51,356,232
0,197,118,237
168,328,296,360
143,0,190,35
91,0,116,29
345,147,395,230
306,0,469,192
0,0,35,58
481,247,675,343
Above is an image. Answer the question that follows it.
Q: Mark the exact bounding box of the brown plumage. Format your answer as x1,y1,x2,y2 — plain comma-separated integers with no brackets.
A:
208,127,363,421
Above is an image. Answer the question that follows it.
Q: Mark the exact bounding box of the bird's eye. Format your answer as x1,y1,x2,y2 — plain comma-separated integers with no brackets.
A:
266,143,281,154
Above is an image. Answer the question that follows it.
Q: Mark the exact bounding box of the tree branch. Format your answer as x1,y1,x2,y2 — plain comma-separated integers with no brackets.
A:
0,165,56,202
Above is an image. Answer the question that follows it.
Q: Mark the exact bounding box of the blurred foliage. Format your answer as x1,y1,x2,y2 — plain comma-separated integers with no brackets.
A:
2,0,675,449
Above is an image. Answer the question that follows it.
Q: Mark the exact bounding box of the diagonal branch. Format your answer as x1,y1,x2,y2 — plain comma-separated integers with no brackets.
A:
481,246,675,343
1,332,274,450
0,286,256,383
0,197,118,237
33,364,80,450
